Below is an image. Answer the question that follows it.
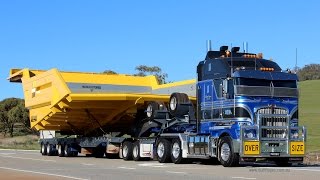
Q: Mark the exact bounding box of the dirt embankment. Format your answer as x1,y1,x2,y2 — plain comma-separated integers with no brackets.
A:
304,152,320,165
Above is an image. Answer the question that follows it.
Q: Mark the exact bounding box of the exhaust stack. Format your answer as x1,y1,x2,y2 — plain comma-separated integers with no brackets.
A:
207,40,212,52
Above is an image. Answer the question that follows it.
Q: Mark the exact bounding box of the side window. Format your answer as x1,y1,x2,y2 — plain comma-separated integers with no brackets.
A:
213,79,222,98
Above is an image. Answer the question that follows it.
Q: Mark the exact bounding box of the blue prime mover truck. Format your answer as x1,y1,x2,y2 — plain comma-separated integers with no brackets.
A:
11,44,306,167
142,45,306,167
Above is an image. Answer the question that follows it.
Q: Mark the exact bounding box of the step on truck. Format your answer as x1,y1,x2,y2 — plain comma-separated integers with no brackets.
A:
9,43,306,167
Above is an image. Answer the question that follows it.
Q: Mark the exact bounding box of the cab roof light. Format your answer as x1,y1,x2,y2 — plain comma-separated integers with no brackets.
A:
259,67,274,71
242,54,257,58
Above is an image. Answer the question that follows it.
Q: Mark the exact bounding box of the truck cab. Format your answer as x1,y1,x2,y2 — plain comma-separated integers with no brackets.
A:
195,46,305,166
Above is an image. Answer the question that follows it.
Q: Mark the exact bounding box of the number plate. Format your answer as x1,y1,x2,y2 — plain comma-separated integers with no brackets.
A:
290,142,304,155
244,141,260,155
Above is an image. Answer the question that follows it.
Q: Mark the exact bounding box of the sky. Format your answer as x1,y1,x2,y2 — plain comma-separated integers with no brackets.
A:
1,0,319,100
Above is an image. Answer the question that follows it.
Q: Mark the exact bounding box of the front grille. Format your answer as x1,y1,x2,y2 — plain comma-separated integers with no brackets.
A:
258,107,288,139
257,107,288,115
262,129,287,138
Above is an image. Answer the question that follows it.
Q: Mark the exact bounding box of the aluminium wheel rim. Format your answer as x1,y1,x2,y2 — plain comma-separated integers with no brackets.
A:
170,97,177,111
133,145,139,158
220,143,231,162
41,144,45,153
146,104,152,118
157,142,165,158
172,142,180,159
46,145,50,153
58,145,62,155
123,145,128,158
64,145,68,155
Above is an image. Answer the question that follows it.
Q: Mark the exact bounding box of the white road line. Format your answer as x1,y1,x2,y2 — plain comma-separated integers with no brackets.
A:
232,177,256,180
261,167,320,172
166,171,187,174
0,166,88,180
0,155,56,162
138,163,167,168
118,166,136,170
0,149,39,152
81,163,94,166
0,153,16,155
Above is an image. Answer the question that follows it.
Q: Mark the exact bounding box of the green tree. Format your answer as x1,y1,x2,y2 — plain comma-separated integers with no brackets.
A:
134,65,168,84
102,70,118,75
297,64,320,81
0,98,30,137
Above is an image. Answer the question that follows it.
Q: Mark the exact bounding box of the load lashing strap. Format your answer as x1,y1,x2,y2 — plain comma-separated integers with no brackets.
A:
85,109,106,134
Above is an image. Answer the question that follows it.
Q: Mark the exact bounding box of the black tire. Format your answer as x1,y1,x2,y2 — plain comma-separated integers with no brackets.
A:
171,139,184,164
122,141,133,161
132,141,141,161
41,143,47,156
146,101,166,119
275,158,292,167
156,139,171,163
94,146,105,158
46,144,54,156
72,151,79,157
58,144,64,157
218,136,239,167
168,93,189,117
64,144,71,157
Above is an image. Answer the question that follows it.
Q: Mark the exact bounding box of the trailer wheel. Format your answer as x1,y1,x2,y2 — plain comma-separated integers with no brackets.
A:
132,141,141,161
171,139,184,164
169,93,189,117
64,144,71,157
58,144,64,157
41,143,47,155
72,151,79,157
94,146,105,158
122,141,133,161
156,139,171,163
218,136,239,167
46,144,54,156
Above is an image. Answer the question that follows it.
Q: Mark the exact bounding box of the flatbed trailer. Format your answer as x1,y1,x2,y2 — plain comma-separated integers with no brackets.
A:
9,68,197,158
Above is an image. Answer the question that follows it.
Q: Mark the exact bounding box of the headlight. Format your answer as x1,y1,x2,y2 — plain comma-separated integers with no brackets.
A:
244,129,257,139
290,130,299,139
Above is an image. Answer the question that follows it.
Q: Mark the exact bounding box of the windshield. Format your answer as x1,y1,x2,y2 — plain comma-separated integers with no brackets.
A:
234,78,298,97
235,78,297,88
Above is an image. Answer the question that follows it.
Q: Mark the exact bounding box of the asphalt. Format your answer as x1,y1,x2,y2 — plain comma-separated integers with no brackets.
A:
0,149,320,180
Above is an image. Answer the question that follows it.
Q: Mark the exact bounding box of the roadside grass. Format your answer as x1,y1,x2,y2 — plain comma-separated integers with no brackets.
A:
299,80,320,153
0,134,39,150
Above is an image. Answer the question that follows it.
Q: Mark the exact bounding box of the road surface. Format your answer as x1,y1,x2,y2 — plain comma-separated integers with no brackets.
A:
0,149,319,180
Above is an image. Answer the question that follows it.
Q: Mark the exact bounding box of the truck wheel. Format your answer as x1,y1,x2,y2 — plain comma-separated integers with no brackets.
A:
218,136,239,167
171,139,184,164
41,143,47,155
169,93,189,117
132,141,141,161
122,141,133,160
94,147,105,158
146,101,166,119
58,144,64,157
46,144,54,156
156,139,171,163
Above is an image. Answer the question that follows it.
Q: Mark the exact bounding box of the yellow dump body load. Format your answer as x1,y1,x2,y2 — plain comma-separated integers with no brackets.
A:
9,68,196,135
